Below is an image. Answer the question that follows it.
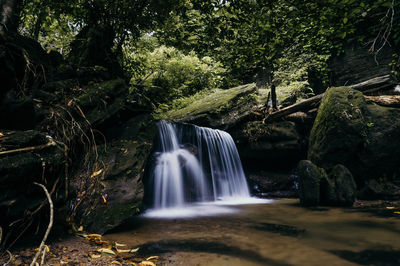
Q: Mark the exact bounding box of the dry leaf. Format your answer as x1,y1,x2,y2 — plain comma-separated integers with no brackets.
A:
0,132,3,137
394,211,400,214
110,261,122,265
44,244,50,253
97,248,116,256
130,247,139,253
77,226,84,232
101,195,107,204
87,234,102,238
139,261,156,266
386,207,395,209
89,253,101,259
115,242,127,247
126,262,136,265
90,169,103,178
146,256,159,261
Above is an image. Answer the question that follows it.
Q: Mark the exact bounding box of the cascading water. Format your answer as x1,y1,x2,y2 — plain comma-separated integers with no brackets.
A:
150,120,250,211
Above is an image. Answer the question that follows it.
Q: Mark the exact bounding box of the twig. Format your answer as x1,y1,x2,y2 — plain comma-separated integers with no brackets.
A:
40,247,47,266
30,183,53,266
3,250,13,265
0,138,56,156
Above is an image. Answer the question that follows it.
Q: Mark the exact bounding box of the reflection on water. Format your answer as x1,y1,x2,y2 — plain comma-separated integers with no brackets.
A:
105,199,400,266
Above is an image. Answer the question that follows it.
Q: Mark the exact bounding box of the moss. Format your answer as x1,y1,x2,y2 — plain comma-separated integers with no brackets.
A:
308,86,400,184
242,121,299,142
157,83,257,120
308,87,367,167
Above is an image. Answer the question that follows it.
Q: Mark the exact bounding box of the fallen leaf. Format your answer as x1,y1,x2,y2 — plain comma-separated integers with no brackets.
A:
146,256,159,261
130,247,139,253
89,253,101,259
77,226,84,232
115,242,127,247
90,169,103,178
394,211,400,214
101,195,107,204
97,248,116,256
126,262,136,265
44,244,50,253
0,132,3,137
110,261,122,265
386,207,395,209
139,261,156,266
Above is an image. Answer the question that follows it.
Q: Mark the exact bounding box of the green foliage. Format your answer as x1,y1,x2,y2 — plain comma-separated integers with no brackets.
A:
127,42,226,107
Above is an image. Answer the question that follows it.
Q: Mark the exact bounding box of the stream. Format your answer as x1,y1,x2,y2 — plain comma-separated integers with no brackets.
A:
104,199,400,266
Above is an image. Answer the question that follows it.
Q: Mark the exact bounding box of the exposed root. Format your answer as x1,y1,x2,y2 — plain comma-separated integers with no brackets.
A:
30,183,53,266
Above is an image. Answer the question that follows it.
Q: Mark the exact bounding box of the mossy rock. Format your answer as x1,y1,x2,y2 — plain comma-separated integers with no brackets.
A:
308,87,400,187
320,164,356,206
75,78,128,127
296,160,327,206
160,84,259,130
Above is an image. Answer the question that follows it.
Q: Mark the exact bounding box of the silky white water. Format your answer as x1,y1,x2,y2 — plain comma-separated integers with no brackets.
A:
148,120,254,216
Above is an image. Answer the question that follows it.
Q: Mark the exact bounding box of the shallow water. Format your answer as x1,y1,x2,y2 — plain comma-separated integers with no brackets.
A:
104,199,400,266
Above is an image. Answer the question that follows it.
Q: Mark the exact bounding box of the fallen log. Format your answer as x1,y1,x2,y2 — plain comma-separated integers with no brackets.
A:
349,74,396,93
264,94,323,122
365,95,400,108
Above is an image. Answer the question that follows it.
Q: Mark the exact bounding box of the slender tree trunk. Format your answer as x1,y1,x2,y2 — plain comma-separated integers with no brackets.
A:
32,8,45,40
0,0,23,35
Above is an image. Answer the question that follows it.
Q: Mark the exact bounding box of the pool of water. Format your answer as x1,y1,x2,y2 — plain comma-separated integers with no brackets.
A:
104,199,400,266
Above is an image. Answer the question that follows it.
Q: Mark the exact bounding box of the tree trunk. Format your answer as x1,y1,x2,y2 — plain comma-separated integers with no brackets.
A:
0,0,23,35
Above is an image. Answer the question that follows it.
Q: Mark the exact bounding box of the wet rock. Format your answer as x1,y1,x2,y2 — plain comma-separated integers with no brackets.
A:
296,160,327,206
308,87,400,196
246,170,297,198
357,179,400,200
73,115,157,233
236,121,304,169
320,165,356,206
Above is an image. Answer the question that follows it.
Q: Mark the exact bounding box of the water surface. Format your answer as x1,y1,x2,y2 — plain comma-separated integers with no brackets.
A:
105,199,400,265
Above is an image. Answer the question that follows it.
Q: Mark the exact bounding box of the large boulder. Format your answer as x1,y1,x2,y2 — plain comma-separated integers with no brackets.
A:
72,114,157,233
161,84,259,130
296,160,327,206
320,164,357,206
308,87,400,188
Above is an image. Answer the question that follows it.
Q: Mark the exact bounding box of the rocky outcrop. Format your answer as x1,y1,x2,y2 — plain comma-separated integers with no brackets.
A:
330,44,394,86
161,84,259,130
308,86,400,199
234,121,304,169
72,114,157,233
0,130,65,239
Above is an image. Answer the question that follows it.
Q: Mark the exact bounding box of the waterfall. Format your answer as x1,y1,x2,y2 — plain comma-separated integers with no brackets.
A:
150,120,250,210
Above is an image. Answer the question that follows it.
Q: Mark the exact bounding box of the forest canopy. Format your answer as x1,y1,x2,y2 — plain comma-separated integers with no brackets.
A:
2,0,399,107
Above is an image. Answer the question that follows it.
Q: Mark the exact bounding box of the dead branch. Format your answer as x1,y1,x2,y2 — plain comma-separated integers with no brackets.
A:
264,94,324,122
349,75,395,92
0,137,56,156
30,183,53,266
365,95,400,107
